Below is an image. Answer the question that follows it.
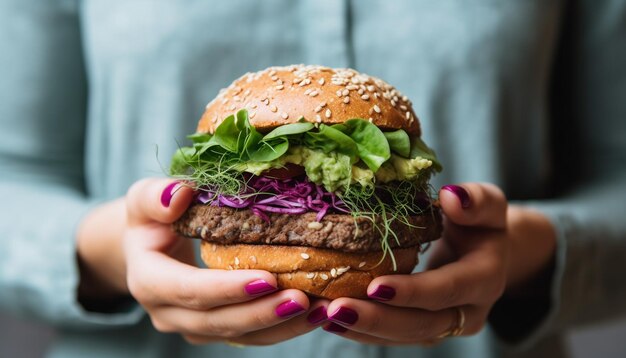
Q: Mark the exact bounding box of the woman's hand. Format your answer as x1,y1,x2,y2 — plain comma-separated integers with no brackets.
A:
77,178,326,345
320,183,557,345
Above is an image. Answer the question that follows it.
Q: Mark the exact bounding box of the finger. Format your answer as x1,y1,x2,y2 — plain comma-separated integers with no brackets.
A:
126,234,279,310
126,178,194,226
325,299,486,343
439,183,507,229
151,289,309,338
367,232,507,310
228,300,330,346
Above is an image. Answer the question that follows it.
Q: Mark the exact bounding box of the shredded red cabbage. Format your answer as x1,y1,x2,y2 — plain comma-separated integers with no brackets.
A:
195,176,349,222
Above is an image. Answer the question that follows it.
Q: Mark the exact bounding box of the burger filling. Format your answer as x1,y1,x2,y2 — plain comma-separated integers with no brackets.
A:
170,109,441,265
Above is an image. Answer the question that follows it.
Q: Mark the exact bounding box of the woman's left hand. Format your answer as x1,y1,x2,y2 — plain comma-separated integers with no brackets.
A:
320,182,556,345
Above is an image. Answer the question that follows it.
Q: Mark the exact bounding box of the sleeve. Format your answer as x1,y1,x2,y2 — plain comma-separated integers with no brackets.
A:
488,0,626,345
0,0,143,328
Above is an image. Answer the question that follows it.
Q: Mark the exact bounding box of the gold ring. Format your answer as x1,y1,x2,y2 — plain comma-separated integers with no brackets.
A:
436,306,465,339
226,340,246,348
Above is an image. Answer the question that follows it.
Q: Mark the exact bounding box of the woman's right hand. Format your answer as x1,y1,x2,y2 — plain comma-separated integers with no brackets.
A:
78,178,327,345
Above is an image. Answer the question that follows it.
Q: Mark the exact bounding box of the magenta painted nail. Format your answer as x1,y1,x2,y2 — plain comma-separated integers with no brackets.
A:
368,285,396,301
441,184,470,208
161,181,180,207
323,322,348,333
307,306,328,325
328,307,358,326
244,280,276,296
275,300,305,318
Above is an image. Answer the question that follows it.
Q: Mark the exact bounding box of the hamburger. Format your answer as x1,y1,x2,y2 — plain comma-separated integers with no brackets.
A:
170,65,442,299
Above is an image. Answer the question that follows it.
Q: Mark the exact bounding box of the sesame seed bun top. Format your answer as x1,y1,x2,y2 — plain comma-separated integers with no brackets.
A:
197,65,421,136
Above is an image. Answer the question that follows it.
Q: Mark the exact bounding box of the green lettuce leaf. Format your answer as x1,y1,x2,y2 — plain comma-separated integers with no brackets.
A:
410,137,443,172
338,119,390,172
383,130,410,158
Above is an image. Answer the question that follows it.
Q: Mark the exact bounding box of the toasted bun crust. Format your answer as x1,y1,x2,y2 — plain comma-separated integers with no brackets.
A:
201,242,419,299
198,65,421,135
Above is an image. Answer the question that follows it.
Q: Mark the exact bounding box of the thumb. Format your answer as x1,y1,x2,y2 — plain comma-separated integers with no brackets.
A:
439,183,507,229
127,178,195,226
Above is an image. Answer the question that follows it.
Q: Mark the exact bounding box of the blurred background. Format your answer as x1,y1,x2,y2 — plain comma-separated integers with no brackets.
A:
2,313,626,357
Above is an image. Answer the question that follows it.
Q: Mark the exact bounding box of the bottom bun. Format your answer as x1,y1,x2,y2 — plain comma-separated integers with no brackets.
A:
200,242,419,299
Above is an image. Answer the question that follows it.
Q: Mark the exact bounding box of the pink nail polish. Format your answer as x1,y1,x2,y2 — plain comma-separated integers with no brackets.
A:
441,184,470,209
368,285,396,301
323,322,348,333
161,181,180,207
275,300,305,318
328,306,358,326
244,280,276,296
307,306,328,325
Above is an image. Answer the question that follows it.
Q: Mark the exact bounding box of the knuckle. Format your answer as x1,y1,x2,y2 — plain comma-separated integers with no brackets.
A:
175,277,205,309
405,319,430,342
434,279,462,309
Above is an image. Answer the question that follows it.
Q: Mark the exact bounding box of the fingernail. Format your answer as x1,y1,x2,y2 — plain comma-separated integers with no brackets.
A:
275,300,305,318
368,285,396,301
244,280,277,296
441,184,470,209
323,322,348,334
161,181,181,207
328,306,358,326
307,306,328,325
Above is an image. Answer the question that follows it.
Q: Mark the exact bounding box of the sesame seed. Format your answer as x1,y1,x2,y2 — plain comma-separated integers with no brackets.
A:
373,104,381,113
359,261,366,268
318,78,325,85
336,90,342,97
406,111,411,119
293,78,302,84
281,112,289,119
402,95,409,102
306,272,315,279
367,85,375,92
314,106,322,113
330,268,337,278
249,111,256,118
308,221,323,230
391,100,397,107
233,95,241,102
275,84,284,90
320,102,326,107
342,89,349,96
309,90,318,97
269,70,277,76
320,274,329,280
277,79,283,85
263,98,269,105
271,75,278,81
316,114,322,122
287,273,293,280
325,109,332,118
250,255,257,264
304,88,312,95
337,266,350,275
300,252,310,260
358,88,364,95
400,105,408,111
270,105,277,112
374,92,380,98
361,94,370,100
368,117,373,122
343,96,350,104
244,89,251,96
234,257,240,266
